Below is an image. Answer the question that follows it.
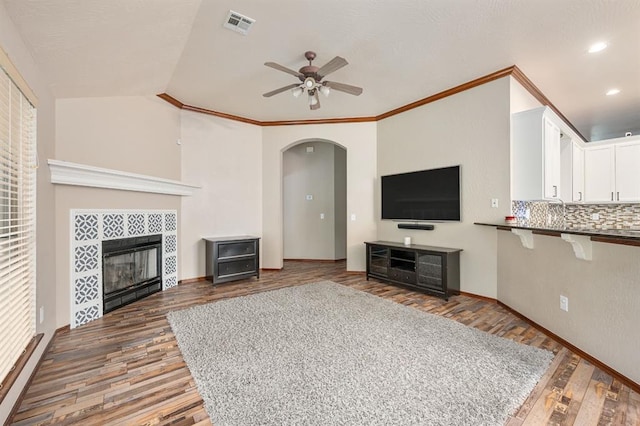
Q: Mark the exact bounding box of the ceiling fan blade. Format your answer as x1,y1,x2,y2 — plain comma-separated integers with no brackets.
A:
324,81,363,96
264,62,304,79
310,91,320,110
316,56,348,79
262,83,300,97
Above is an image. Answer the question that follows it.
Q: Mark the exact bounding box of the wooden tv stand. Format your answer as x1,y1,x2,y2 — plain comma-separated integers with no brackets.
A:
365,241,462,300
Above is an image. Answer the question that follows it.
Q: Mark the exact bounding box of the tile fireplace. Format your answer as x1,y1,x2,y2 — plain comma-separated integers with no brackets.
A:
71,209,178,328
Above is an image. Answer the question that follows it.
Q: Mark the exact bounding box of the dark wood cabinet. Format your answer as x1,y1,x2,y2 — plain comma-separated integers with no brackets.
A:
203,236,260,284
365,241,462,300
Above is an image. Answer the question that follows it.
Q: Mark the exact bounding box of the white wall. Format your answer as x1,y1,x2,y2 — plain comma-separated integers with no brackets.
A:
54,96,182,326
509,77,543,114
376,77,512,298
284,142,338,259
497,230,640,384
180,110,262,280
262,123,377,271
56,96,182,179
0,4,56,421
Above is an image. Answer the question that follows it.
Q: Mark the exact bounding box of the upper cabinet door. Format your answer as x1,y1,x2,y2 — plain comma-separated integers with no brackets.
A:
512,107,572,201
584,146,615,202
572,142,585,202
614,142,640,202
543,118,562,199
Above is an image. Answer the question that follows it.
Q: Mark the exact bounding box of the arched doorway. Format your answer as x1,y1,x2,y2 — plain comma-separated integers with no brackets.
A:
282,140,347,262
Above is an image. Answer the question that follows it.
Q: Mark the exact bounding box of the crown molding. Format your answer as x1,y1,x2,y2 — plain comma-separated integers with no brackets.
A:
48,159,200,196
157,64,586,141
375,65,516,121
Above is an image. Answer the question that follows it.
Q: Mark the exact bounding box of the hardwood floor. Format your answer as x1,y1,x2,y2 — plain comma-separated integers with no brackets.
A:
9,261,639,425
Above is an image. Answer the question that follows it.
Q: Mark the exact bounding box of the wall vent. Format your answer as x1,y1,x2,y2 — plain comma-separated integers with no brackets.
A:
223,10,255,35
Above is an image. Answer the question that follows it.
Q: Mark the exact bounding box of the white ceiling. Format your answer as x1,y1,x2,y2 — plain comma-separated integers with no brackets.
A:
3,0,639,141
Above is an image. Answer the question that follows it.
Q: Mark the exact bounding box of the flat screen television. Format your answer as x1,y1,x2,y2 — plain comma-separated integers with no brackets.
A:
381,165,461,221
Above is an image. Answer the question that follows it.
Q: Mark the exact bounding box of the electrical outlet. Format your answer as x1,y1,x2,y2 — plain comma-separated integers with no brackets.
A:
39,306,44,324
592,213,600,220
491,198,499,208
320,213,325,220
560,295,569,312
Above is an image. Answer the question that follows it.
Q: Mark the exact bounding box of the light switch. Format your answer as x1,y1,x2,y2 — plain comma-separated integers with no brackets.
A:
491,198,499,208
350,214,356,221
320,213,325,219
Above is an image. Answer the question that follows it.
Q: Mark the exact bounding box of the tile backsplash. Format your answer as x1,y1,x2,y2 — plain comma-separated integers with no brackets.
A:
512,201,640,229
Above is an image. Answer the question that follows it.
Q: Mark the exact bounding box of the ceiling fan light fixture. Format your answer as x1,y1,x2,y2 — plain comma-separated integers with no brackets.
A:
291,87,303,98
304,77,315,89
309,92,318,106
320,85,330,97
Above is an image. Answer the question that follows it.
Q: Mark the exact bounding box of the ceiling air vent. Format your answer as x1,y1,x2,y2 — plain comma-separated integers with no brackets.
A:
223,10,255,35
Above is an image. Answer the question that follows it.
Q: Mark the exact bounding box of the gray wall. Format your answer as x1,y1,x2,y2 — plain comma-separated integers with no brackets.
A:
283,141,346,260
497,230,640,384
376,77,512,298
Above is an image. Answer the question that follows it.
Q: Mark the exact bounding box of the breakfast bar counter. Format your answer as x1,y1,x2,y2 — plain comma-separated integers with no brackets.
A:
474,222,640,247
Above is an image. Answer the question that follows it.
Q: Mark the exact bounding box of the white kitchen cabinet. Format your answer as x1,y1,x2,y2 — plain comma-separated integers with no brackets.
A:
543,119,562,198
584,146,615,202
614,141,640,202
560,138,585,202
584,141,640,203
512,107,563,200
572,141,585,202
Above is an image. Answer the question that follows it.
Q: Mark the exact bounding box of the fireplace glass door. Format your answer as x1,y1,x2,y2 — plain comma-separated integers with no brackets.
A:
103,247,159,295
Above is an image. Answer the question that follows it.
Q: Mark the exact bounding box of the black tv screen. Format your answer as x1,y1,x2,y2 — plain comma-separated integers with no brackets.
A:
381,165,461,221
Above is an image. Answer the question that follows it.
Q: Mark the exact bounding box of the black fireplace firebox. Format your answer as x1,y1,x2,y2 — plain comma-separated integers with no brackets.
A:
102,234,163,314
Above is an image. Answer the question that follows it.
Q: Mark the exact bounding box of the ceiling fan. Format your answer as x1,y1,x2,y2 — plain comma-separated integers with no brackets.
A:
263,51,363,110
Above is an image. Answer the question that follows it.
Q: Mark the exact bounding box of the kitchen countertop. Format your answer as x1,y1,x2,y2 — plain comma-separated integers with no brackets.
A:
474,222,640,245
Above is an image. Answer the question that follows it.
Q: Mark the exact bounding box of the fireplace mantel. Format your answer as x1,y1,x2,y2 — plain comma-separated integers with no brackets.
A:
48,159,199,196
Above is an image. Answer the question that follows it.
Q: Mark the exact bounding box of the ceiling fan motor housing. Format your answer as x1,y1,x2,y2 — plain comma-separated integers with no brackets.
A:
299,66,320,80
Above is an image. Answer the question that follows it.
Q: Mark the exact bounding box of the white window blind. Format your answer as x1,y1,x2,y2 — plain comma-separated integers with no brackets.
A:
0,65,36,385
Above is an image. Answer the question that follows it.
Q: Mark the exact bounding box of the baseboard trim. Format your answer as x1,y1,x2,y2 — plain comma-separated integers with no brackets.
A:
283,258,346,262
497,300,640,394
458,291,497,304
6,326,67,423
178,276,206,285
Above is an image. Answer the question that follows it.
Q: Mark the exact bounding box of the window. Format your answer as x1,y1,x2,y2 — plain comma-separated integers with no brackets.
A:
0,64,37,386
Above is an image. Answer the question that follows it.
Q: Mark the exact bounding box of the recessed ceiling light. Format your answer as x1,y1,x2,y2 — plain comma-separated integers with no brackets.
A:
606,88,620,96
588,42,608,53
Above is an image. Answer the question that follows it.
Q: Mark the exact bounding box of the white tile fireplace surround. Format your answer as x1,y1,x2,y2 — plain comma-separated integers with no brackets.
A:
71,209,178,328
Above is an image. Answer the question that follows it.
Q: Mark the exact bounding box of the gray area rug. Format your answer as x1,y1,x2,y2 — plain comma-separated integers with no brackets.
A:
167,281,554,425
